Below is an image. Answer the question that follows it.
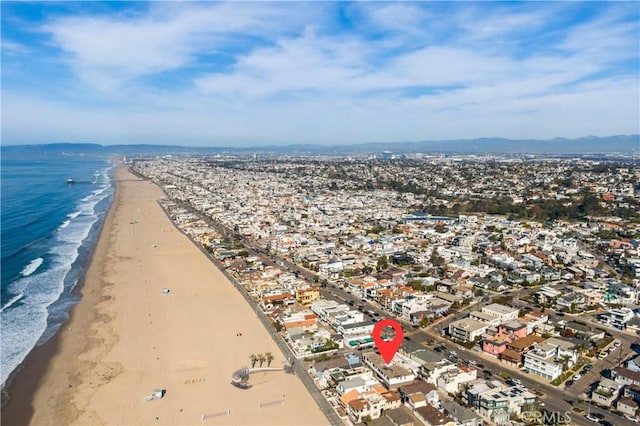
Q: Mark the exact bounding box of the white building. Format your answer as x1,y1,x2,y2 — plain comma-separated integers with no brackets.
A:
469,310,501,326
523,342,563,380
337,321,375,337
482,304,520,322
362,352,415,389
599,307,636,329
466,380,537,426
449,318,489,343
546,337,578,366
436,365,478,393
337,377,369,395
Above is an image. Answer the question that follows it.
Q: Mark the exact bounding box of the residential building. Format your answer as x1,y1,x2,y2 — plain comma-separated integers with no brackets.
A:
414,405,456,426
591,378,622,407
483,333,512,356
362,352,416,389
295,287,320,305
337,320,375,337
523,342,562,380
482,304,520,322
617,397,639,417
398,380,439,407
449,318,488,343
441,400,483,426
436,365,478,393
337,377,369,395
613,367,640,386
627,355,640,373
599,308,636,329
465,380,537,426
546,337,579,366
384,406,421,426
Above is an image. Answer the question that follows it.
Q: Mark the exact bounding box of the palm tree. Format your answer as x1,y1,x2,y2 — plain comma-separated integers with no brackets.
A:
265,352,274,367
249,354,258,368
559,354,571,372
258,353,267,367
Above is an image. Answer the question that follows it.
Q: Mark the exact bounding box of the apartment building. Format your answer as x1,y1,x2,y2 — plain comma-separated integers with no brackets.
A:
436,365,478,393
523,342,563,380
449,318,489,343
362,352,416,389
482,303,520,322
465,380,537,426
599,307,636,329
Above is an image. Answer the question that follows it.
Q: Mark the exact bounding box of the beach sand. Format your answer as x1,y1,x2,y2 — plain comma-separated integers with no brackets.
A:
5,166,328,425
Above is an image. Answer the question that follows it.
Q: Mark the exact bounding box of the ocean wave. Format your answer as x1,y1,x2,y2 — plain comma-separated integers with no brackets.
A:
1,264,66,387
20,257,43,277
1,168,114,389
58,186,112,246
0,293,23,313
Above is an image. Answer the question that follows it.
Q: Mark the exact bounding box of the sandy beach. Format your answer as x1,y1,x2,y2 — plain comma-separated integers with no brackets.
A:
3,166,328,425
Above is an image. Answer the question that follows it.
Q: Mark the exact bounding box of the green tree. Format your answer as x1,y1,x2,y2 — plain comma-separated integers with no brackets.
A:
419,316,430,328
559,355,571,372
250,354,258,368
377,255,389,271
265,352,274,367
430,251,444,267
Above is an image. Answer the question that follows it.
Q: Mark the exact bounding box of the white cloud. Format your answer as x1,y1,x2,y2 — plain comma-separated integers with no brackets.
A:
2,2,637,145
41,2,323,90
1,39,29,55
195,28,371,98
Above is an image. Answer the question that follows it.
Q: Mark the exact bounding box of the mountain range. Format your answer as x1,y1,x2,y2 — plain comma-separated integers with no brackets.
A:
3,135,638,156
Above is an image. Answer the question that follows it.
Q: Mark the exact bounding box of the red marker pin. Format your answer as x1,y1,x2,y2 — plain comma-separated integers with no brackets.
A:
372,318,403,364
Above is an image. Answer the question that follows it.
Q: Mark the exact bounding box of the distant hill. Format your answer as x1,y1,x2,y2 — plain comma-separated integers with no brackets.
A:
2,135,638,156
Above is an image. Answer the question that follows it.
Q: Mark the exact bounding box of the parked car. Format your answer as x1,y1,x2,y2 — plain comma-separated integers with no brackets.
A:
573,374,582,381
584,364,593,371
585,413,600,422
625,415,640,423
565,380,574,387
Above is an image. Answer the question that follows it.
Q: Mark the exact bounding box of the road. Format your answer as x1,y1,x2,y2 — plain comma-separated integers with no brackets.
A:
173,200,638,426
242,244,638,426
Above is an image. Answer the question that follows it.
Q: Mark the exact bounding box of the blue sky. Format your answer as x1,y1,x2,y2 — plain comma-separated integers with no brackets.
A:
2,1,639,146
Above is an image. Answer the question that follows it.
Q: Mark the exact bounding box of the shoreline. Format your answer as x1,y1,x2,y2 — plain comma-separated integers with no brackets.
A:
2,165,328,425
1,164,120,425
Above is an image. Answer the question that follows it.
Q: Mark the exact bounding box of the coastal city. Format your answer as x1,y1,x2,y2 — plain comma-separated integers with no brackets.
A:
131,154,640,426
2,1,639,425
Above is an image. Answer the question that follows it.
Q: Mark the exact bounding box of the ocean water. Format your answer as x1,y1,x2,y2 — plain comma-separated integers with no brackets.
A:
0,147,114,388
